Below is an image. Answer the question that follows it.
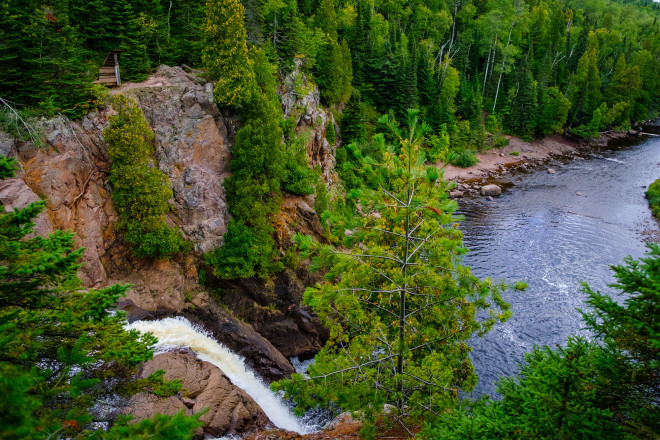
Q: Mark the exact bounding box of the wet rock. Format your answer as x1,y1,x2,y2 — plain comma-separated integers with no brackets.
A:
218,268,329,365
124,351,271,437
322,412,362,432
480,184,502,197
184,301,296,382
576,191,584,196
450,190,464,198
117,298,154,323
548,168,556,174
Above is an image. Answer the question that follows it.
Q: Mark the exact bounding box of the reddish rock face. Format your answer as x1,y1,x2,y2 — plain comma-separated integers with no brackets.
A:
124,351,272,437
0,65,331,383
0,66,231,308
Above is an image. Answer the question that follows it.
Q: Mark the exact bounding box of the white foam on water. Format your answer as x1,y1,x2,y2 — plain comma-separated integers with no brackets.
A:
126,317,312,434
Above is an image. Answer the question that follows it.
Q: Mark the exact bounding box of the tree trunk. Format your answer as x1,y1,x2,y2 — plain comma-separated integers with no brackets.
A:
492,25,513,113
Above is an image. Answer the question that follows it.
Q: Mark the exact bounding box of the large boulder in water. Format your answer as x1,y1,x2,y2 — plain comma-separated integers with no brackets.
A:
124,351,272,437
480,184,502,196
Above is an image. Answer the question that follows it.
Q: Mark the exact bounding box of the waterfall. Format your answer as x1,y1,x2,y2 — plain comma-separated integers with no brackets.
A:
126,317,312,434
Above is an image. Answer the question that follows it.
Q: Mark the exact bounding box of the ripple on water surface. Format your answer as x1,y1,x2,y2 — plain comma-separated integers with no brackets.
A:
457,136,660,396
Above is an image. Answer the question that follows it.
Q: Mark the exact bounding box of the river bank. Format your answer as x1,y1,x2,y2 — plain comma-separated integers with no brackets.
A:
442,131,630,189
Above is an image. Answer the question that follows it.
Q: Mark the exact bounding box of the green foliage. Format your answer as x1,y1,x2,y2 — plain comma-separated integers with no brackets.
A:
104,95,186,259
282,130,316,196
325,121,336,145
92,412,202,439
580,244,660,436
422,338,620,440
451,149,478,168
646,179,660,219
494,136,510,148
539,87,571,135
205,221,282,279
506,68,537,141
0,155,200,439
202,0,255,107
569,48,602,125
314,177,330,222
209,48,294,279
314,39,352,106
423,245,660,440
274,109,518,417
485,114,500,134
425,126,450,163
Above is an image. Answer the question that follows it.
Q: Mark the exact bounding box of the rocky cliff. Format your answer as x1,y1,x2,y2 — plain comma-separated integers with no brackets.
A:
0,65,334,384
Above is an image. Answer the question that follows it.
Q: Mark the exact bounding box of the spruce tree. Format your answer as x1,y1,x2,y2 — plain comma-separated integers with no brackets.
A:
314,0,338,40
570,48,602,124
275,109,518,417
507,67,538,141
606,55,641,121
202,0,255,107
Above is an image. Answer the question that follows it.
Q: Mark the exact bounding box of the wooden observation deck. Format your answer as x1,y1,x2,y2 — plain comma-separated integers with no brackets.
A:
94,50,121,86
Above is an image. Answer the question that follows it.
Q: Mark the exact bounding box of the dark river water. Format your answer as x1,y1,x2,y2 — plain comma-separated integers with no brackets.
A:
458,133,660,397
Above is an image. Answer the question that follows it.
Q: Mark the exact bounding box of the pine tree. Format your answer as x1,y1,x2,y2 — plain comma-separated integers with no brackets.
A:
340,92,368,143
315,39,352,105
0,0,94,115
207,66,286,279
606,55,641,121
507,65,538,141
580,244,660,436
202,0,255,107
275,109,518,417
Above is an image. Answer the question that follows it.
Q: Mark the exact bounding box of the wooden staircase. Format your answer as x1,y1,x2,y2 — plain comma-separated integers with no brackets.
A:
94,50,121,86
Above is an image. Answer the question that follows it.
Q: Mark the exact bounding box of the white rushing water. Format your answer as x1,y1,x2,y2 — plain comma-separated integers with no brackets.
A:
126,317,312,434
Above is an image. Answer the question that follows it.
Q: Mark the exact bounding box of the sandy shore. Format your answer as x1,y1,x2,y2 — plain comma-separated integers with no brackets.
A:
441,132,628,185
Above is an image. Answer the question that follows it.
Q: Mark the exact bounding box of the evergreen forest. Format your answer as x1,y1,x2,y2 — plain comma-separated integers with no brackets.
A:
0,0,659,438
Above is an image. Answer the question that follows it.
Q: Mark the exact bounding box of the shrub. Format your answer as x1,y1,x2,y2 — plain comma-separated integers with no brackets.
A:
325,121,336,145
494,136,510,148
646,178,660,218
509,150,519,156
205,221,282,279
451,148,478,168
485,114,500,133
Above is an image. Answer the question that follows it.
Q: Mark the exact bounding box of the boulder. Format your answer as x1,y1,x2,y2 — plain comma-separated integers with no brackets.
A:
124,351,271,437
480,184,502,197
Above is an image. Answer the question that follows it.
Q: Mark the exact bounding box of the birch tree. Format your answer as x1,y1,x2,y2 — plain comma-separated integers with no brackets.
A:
275,109,523,422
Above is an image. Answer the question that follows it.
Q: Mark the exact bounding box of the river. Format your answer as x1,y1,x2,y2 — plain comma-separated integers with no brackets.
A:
458,133,660,397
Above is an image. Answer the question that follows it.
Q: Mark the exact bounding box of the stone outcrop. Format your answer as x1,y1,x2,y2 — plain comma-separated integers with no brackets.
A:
279,59,338,185
219,267,330,362
0,65,228,300
124,351,271,437
0,65,331,382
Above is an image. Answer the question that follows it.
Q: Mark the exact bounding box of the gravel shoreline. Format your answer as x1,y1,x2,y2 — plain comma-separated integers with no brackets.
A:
441,132,632,198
